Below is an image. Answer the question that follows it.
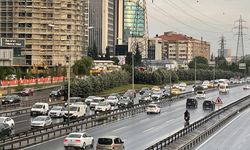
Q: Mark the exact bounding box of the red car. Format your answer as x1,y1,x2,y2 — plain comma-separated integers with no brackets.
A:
20,88,34,96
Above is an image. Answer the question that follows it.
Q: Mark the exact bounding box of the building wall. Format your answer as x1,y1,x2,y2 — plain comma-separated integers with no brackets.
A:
0,0,87,66
0,49,13,66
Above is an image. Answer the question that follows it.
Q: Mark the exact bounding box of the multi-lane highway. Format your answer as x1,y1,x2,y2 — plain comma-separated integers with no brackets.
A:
23,85,249,150
196,107,250,150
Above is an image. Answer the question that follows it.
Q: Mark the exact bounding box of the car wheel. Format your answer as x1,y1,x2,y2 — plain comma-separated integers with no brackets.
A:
82,142,86,150
91,139,94,148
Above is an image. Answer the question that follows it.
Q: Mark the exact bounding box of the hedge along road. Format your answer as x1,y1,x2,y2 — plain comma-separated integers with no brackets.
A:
24,85,248,150
12,85,194,135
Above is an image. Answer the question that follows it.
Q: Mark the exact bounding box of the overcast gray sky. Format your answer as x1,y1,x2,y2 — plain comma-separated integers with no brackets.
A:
147,0,250,57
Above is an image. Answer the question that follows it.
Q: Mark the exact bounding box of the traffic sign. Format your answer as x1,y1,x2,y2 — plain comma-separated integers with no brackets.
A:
214,97,223,104
239,63,246,70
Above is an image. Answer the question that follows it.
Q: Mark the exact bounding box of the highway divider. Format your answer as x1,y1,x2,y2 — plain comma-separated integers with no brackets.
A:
145,94,250,150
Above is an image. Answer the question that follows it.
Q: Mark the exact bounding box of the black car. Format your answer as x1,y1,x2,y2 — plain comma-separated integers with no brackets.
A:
186,98,198,109
2,95,21,105
118,99,133,108
0,123,12,139
203,100,215,110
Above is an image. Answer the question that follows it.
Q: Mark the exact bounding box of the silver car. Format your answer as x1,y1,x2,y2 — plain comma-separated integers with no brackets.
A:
31,116,52,128
96,136,125,150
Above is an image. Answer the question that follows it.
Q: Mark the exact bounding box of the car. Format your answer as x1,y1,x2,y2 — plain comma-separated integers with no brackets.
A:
151,86,160,92
196,90,206,99
90,97,105,110
172,84,180,89
171,88,180,95
30,102,49,116
64,132,94,150
85,96,96,105
96,136,125,150
179,82,187,91
95,101,111,113
106,95,119,106
0,117,14,129
48,106,65,117
139,92,152,103
49,90,62,97
118,98,133,108
193,85,204,93
146,103,161,114
0,123,12,139
243,85,250,90
1,95,21,105
151,92,163,101
31,116,52,128
65,97,85,107
139,87,150,95
162,89,171,98
219,83,229,94
207,82,214,88
109,93,121,99
124,89,136,98
63,103,87,120
20,88,34,96
186,98,198,109
203,100,215,110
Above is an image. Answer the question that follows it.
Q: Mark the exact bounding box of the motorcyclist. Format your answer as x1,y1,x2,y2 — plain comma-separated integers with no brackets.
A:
184,110,190,122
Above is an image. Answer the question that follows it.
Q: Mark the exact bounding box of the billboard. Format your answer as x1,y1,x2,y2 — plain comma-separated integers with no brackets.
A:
239,63,246,70
0,38,25,47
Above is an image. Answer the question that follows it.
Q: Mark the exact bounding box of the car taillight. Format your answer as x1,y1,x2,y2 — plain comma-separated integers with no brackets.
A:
75,139,81,142
64,139,68,142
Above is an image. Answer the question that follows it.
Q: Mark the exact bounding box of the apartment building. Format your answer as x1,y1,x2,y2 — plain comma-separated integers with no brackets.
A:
158,32,210,63
0,0,87,67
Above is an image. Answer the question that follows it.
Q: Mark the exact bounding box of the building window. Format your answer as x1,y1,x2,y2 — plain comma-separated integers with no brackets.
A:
26,45,32,49
48,13,53,18
67,46,70,50
18,34,25,38
26,13,32,17
26,23,32,28
67,3,71,8
18,23,25,27
67,25,71,30
19,12,25,17
67,35,71,39
26,34,32,38
67,14,71,19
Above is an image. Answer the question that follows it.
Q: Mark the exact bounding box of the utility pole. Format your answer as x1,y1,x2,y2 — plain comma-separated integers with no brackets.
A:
234,16,247,63
218,35,226,57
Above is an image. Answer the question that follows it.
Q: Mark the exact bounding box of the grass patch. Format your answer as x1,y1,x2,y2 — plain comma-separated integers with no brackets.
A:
97,84,160,96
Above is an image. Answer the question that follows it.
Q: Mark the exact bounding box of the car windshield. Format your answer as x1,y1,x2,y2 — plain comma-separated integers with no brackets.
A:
98,102,107,106
0,118,5,123
98,138,113,145
51,106,62,111
33,116,46,121
87,96,95,99
153,92,161,95
197,91,203,94
69,106,78,111
33,104,43,108
108,96,116,100
68,134,81,138
51,91,57,94
70,98,81,103
120,100,129,103
148,105,156,108
93,98,102,102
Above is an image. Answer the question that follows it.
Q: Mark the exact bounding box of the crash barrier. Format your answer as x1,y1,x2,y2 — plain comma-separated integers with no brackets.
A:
145,94,250,150
0,83,243,149
0,76,66,87
0,98,64,117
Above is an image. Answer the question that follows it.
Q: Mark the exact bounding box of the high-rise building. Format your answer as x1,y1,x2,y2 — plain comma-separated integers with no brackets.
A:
0,0,87,66
117,0,145,45
158,32,210,63
88,0,114,55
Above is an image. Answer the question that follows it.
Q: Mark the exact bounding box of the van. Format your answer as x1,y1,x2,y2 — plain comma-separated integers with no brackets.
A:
96,136,125,150
219,83,229,94
63,103,87,120
30,103,49,116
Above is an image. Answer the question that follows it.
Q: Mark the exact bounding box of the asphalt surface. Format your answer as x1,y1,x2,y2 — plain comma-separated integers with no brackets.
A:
23,85,249,150
196,107,250,150
12,85,193,134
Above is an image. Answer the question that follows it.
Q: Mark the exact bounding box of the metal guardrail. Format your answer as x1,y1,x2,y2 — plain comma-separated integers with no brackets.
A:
145,94,250,150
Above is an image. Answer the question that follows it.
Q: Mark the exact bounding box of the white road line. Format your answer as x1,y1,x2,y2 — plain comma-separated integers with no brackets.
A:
143,127,154,133
112,126,127,132
195,110,247,150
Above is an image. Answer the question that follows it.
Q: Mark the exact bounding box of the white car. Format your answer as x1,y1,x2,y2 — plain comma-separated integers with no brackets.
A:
48,106,65,117
95,101,111,113
31,116,52,128
196,90,206,99
0,117,14,128
85,96,96,105
151,92,163,101
179,82,187,91
106,96,119,106
146,103,161,114
90,97,105,109
64,132,94,150
243,85,250,90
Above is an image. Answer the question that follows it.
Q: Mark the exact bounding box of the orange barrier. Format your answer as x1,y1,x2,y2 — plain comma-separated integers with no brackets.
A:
0,76,66,87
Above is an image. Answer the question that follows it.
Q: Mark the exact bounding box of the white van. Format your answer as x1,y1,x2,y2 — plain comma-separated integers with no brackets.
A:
219,83,229,94
30,103,49,116
63,103,87,120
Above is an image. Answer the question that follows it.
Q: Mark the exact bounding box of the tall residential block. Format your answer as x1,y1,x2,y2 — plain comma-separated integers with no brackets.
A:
158,32,210,63
0,0,87,66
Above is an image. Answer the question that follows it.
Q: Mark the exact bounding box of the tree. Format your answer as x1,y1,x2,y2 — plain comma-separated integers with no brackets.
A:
105,46,111,60
188,56,209,69
125,52,132,65
216,56,229,70
134,44,142,66
72,56,93,76
92,42,99,60
111,57,119,65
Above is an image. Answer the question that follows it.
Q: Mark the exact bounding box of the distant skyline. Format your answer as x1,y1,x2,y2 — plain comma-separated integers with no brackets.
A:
147,0,250,57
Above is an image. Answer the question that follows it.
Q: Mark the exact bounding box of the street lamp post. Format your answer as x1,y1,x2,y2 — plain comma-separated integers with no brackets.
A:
132,50,135,103
66,55,71,125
